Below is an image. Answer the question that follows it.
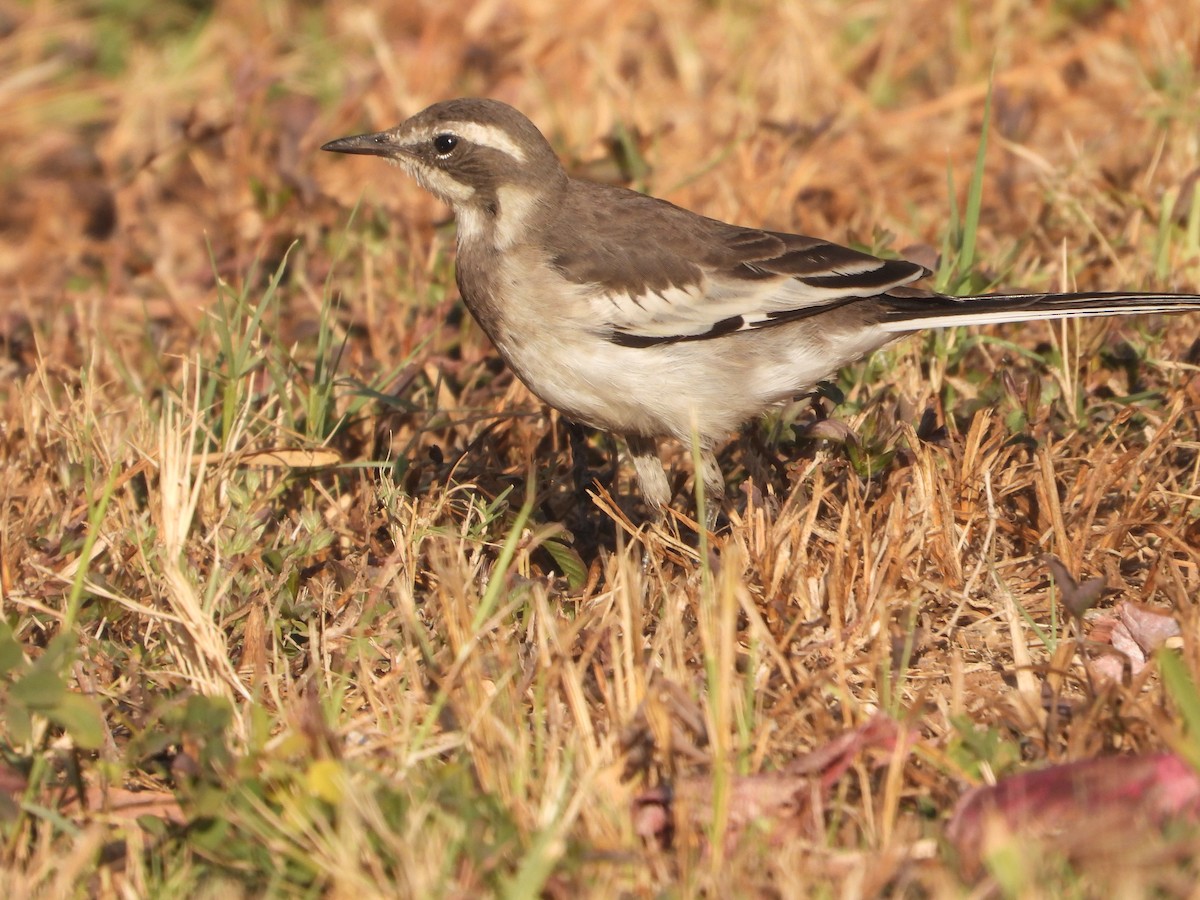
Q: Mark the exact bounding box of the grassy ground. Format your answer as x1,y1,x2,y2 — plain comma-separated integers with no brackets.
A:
2,0,1200,895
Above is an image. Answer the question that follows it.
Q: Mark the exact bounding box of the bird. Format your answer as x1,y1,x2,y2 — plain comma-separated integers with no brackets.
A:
322,98,1200,516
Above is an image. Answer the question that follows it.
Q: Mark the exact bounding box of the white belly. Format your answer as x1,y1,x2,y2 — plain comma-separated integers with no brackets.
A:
494,315,892,442
482,250,893,442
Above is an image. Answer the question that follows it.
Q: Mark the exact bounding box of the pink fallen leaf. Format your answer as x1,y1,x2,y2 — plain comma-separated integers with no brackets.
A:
0,761,27,797
633,715,912,849
1086,648,1130,685
948,752,1200,874
784,712,908,789
1118,602,1181,655
1089,602,1181,682
1108,619,1147,675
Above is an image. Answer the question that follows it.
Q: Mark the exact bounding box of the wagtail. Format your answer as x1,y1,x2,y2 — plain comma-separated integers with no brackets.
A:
323,98,1200,513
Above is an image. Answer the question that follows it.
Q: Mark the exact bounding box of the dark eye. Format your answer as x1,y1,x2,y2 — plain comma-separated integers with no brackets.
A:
432,133,458,156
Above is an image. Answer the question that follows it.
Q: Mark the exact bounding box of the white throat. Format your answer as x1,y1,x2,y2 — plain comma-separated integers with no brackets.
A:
492,185,543,251
454,184,545,250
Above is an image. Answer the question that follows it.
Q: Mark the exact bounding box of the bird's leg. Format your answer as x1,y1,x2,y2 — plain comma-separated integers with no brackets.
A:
626,434,671,516
566,421,593,500
698,448,725,530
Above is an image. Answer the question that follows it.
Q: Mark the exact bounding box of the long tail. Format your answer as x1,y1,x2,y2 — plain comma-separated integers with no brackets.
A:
878,291,1200,333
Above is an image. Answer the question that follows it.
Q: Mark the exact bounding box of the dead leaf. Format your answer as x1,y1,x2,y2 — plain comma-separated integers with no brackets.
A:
236,448,343,469
1043,555,1105,620
1088,602,1182,681
633,715,911,850
948,753,1200,875
801,418,859,444
60,785,186,825
1118,602,1181,655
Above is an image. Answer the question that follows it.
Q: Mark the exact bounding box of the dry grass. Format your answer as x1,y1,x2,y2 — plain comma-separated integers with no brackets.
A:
2,0,1200,895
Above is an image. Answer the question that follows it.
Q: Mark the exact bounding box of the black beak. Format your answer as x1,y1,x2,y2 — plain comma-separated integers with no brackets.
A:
320,131,395,157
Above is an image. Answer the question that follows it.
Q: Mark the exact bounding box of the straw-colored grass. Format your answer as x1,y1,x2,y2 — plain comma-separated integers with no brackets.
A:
1,0,1198,895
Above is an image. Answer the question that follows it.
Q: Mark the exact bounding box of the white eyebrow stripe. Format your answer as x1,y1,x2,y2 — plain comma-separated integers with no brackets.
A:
443,121,528,163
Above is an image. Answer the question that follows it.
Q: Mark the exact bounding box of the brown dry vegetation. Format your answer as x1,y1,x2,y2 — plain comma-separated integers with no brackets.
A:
2,0,1200,895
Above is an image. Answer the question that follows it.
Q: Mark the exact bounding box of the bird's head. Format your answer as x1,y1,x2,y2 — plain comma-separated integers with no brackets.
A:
322,98,567,246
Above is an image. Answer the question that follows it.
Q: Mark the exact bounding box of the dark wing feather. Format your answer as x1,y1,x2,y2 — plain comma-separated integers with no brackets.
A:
545,180,928,345
877,289,1200,333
